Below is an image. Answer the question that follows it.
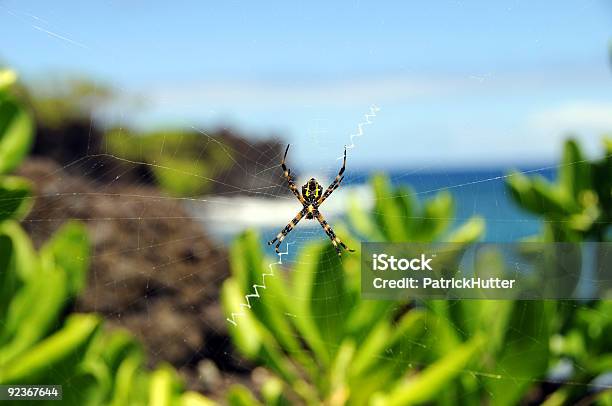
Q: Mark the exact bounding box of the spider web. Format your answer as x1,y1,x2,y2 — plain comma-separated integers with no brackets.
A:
2,3,611,403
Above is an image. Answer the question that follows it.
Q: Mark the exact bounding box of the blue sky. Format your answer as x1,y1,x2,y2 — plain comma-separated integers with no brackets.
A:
2,1,612,170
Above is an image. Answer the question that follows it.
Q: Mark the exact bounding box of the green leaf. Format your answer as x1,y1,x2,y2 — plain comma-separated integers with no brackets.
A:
148,363,182,406
0,70,17,93
485,301,553,406
445,216,485,243
227,385,263,406
0,96,34,174
0,176,33,221
350,321,391,377
351,310,426,378
416,191,454,241
0,234,16,321
347,311,429,404
507,170,579,217
347,194,383,240
0,221,36,281
0,314,101,384
292,243,348,363
423,301,463,357
221,279,299,384
41,220,90,295
72,354,113,406
309,244,349,352
392,185,418,238
99,328,143,374
532,177,577,214
260,376,287,406
506,171,541,214
0,260,68,363
328,339,355,402
371,174,408,241
343,299,394,338
374,335,484,406
111,353,146,406
559,138,591,199
541,388,571,406
603,135,611,154
453,299,513,351
181,391,218,406
230,231,304,360
221,278,263,357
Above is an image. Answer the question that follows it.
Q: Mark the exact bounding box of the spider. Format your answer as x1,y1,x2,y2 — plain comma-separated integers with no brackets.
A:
268,144,355,256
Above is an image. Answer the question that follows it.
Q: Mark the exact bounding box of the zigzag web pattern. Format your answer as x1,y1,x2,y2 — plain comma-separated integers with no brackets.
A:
339,104,380,159
226,242,294,326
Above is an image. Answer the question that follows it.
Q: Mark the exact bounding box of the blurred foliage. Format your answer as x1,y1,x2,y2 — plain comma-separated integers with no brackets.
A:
224,153,612,404
544,300,612,405
0,82,34,174
0,69,216,406
347,173,485,243
6,71,239,198
505,137,612,404
0,70,18,92
13,76,116,129
105,128,234,196
223,229,486,405
506,137,611,242
223,182,495,405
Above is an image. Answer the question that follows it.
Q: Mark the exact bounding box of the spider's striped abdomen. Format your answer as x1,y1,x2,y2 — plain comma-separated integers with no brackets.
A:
302,178,321,203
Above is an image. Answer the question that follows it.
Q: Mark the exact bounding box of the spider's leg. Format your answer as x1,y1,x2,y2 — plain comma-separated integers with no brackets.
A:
281,144,305,204
318,175,344,205
317,146,347,205
315,210,355,256
268,208,306,253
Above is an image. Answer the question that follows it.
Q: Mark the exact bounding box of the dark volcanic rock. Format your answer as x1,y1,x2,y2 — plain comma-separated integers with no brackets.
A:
16,158,251,396
31,120,157,185
206,128,287,196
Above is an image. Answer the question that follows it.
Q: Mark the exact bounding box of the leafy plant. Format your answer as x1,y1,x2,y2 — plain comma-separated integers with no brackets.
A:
0,78,34,174
105,128,235,196
223,230,487,405
505,137,612,405
347,173,485,243
222,178,493,405
506,137,611,242
344,176,554,404
221,170,611,404
0,69,216,406
14,76,116,129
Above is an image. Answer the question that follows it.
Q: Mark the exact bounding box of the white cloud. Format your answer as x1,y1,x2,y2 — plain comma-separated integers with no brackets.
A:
144,76,450,109
525,101,612,159
134,65,611,112
529,101,612,135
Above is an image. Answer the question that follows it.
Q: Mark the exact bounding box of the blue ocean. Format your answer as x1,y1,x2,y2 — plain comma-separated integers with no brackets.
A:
352,165,556,242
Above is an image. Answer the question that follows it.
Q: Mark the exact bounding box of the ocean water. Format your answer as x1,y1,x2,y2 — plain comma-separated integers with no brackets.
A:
367,166,556,242
189,165,556,250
